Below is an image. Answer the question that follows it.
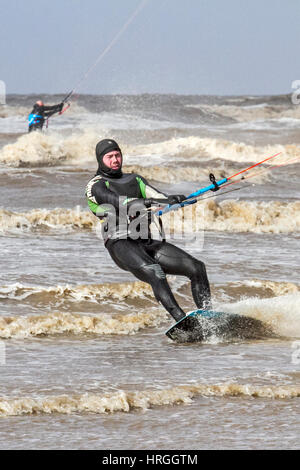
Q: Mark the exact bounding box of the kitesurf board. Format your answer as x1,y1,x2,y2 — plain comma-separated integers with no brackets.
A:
165,309,270,343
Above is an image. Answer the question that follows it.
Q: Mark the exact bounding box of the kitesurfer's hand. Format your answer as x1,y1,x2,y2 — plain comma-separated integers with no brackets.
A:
126,199,148,221
144,198,156,208
167,194,186,205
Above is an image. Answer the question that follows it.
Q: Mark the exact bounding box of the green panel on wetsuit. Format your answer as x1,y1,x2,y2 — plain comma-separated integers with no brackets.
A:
87,181,110,215
136,177,146,198
87,199,108,216
87,199,99,214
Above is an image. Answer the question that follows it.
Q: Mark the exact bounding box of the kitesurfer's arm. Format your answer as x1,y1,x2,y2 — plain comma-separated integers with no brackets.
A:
137,176,186,206
137,176,167,199
90,175,186,213
43,103,63,117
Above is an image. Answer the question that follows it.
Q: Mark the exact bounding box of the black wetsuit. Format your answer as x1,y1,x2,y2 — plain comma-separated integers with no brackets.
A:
28,103,63,132
86,171,211,322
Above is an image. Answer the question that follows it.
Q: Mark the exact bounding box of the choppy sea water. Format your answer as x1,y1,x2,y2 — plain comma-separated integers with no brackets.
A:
0,93,299,450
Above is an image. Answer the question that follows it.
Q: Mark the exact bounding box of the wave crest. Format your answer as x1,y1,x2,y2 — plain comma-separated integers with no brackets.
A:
0,207,94,232
1,200,299,234
1,293,299,340
130,137,300,164
1,132,299,167
1,382,299,416
0,310,165,339
164,199,300,234
0,280,153,304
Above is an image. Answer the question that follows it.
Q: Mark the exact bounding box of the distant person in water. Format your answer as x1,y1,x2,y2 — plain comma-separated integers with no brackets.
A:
28,100,63,132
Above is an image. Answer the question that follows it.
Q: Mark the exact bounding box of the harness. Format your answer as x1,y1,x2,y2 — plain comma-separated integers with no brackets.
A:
28,113,43,127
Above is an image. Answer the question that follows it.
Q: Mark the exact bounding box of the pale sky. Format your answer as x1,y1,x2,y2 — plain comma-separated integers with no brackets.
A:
0,0,299,95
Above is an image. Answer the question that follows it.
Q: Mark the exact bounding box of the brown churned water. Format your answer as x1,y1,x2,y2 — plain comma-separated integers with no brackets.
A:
0,93,299,449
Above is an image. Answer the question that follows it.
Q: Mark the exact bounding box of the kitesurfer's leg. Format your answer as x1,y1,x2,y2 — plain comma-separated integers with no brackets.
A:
106,239,186,322
147,241,212,309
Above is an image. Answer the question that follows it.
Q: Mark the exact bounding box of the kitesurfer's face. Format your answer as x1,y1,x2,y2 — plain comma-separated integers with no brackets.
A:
102,150,122,170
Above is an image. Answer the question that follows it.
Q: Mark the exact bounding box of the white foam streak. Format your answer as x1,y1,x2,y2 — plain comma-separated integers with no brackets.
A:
1,132,299,167
1,382,300,416
1,200,299,234
220,294,300,338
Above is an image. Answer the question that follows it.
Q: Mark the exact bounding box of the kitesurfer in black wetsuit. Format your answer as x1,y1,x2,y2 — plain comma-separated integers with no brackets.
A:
28,100,63,132
85,139,211,322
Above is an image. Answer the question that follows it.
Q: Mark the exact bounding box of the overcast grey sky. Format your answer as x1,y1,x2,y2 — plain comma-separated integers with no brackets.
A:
0,0,299,95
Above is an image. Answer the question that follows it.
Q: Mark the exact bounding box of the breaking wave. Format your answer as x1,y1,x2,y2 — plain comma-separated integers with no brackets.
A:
1,382,300,416
1,131,299,167
218,279,300,301
0,310,166,339
125,163,273,184
0,207,93,232
1,200,299,234
125,164,229,183
129,137,299,165
0,280,153,303
0,291,299,340
235,279,299,297
167,199,300,234
0,131,97,167
1,277,297,307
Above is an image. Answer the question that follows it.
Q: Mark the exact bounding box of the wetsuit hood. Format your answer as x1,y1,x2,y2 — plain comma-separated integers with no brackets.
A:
96,139,123,178
32,103,43,113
